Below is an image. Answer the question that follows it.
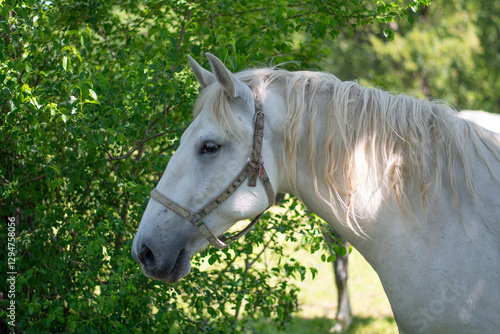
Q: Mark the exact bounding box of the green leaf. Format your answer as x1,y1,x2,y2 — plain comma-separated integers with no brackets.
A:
62,56,68,71
81,85,89,101
148,28,159,38
383,28,395,41
89,89,98,101
49,165,61,175
340,247,347,256
30,97,40,109
407,15,415,25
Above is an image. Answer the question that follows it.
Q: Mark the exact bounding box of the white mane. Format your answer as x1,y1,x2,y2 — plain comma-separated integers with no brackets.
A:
193,68,500,233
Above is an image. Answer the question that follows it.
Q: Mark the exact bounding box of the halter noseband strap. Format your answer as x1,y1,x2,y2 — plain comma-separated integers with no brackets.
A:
150,101,275,249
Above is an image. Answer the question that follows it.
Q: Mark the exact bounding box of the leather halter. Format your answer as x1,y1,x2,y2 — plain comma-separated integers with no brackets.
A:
150,101,275,249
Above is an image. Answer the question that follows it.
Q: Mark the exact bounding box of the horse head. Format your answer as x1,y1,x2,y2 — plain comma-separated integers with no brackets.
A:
132,54,279,282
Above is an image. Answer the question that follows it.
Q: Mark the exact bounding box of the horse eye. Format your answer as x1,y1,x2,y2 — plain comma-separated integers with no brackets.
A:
200,143,220,154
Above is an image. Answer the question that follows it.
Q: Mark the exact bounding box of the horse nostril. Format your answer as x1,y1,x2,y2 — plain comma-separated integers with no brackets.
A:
138,244,157,269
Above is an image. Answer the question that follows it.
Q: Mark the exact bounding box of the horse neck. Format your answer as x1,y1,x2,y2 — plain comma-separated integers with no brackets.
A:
275,79,500,253
267,79,500,332
273,82,394,234
271,80,444,250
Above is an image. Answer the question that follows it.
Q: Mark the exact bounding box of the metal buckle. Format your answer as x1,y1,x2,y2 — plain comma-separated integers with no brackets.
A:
191,211,205,226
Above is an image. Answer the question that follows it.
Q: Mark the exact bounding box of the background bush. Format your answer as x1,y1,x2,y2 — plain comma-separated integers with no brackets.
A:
7,1,492,333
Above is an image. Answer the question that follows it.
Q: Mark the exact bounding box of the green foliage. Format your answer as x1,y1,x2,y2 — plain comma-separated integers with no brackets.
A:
321,1,500,114
0,0,426,332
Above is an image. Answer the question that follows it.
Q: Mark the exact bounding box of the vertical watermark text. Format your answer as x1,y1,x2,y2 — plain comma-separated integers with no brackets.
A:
6,216,17,331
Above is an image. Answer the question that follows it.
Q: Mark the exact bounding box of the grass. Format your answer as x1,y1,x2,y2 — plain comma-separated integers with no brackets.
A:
248,245,398,333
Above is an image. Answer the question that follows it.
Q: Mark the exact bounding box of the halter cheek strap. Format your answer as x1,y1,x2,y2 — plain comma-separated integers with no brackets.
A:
150,101,275,249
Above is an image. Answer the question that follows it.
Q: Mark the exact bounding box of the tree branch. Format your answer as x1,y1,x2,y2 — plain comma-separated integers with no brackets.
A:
0,130,12,152
104,130,176,161
29,174,47,183
98,28,116,61
246,229,278,270
177,10,193,52
49,230,105,285
215,4,309,18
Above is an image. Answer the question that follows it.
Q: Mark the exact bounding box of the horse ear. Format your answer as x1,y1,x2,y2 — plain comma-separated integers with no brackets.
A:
187,55,215,88
206,53,251,100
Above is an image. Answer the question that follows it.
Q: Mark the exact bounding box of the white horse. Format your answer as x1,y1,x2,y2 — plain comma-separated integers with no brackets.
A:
326,110,500,332
458,110,500,133
132,54,500,333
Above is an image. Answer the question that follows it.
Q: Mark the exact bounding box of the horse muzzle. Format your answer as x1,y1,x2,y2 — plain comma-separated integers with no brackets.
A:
132,230,193,283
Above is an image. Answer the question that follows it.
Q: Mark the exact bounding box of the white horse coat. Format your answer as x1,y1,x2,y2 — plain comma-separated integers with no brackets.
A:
133,54,500,333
